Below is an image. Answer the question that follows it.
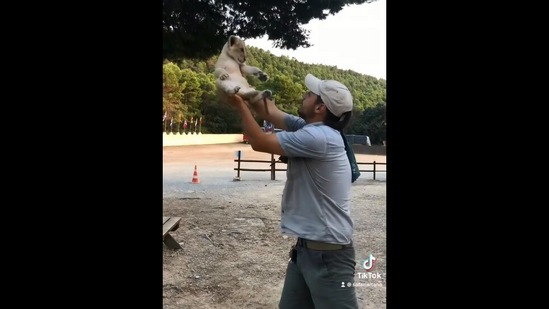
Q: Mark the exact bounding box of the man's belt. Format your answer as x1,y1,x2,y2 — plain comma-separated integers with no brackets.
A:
297,238,352,251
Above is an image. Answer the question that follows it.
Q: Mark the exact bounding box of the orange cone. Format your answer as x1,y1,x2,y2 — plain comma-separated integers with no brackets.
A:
191,165,200,184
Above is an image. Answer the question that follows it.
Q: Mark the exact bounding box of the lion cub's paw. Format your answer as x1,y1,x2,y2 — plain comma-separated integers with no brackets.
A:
219,72,230,80
257,71,269,82
230,86,241,94
261,90,272,100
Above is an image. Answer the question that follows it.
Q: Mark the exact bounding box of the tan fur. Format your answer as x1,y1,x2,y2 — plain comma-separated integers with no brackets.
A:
214,35,272,113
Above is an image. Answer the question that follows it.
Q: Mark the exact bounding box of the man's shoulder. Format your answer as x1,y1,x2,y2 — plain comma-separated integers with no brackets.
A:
302,123,340,137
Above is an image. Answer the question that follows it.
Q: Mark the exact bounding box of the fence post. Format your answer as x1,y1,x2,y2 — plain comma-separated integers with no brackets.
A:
373,161,376,180
233,150,242,181
271,153,276,180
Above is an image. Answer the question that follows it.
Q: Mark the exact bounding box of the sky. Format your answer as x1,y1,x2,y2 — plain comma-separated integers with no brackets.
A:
245,0,386,80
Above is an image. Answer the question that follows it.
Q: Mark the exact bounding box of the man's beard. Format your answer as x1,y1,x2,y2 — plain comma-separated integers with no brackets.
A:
297,108,305,119
297,105,309,120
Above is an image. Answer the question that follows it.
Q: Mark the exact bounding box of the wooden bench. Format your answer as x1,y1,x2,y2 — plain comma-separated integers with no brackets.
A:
163,216,182,250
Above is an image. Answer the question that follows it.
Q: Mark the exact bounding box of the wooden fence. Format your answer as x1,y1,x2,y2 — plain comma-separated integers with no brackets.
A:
233,151,386,181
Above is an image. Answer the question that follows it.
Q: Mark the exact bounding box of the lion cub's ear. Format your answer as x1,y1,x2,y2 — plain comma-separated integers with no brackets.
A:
229,35,239,47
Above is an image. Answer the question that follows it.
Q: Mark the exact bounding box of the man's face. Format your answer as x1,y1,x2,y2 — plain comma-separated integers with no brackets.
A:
298,91,318,120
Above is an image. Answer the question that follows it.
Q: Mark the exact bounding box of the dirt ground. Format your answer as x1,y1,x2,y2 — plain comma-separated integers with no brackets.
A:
163,143,386,308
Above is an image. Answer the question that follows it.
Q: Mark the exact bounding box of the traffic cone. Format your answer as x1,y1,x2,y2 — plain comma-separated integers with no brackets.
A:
191,165,200,184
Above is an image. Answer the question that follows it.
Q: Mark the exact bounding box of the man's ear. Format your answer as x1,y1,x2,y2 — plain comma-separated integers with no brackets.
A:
316,104,325,112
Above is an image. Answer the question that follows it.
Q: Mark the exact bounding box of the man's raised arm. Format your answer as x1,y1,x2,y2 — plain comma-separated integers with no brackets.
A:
250,98,288,131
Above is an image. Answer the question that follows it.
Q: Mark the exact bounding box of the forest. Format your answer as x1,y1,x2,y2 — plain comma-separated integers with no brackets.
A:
163,45,386,144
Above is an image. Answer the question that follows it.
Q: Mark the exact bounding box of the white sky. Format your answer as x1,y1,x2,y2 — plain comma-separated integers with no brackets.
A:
245,0,386,80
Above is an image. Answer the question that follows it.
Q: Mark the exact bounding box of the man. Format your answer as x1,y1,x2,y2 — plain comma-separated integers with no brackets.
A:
227,73,358,309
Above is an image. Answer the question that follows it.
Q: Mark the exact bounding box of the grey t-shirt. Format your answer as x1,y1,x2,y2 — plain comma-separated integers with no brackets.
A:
275,114,353,244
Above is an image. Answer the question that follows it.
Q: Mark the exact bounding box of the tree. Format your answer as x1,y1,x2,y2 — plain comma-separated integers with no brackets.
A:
349,102,386,144
180,68,203,116
163,42,385,134
264,74,304,115
163,61,185,119
163,0,376,60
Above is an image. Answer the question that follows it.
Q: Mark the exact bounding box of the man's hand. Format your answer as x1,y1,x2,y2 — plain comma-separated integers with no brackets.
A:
227,92,286,156
226,93,246,109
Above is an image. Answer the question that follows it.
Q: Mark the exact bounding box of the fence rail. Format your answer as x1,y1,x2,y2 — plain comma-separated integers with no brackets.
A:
233,151,386,181
356,161,386,180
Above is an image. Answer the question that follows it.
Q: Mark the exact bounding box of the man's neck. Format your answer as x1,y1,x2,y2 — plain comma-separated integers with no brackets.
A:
305,115,325,124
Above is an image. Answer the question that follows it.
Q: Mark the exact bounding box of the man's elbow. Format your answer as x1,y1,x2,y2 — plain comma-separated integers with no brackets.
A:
249,140,282,156
250,140,267,153
249,140,260,152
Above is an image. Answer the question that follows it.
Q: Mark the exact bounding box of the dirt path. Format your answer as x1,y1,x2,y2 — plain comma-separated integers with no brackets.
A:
163,143,386,308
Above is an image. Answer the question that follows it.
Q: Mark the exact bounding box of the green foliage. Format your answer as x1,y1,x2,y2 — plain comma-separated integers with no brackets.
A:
201,100,243,134
163,0,377,60
162,61,186,119
163,46,386,143
180,68,203,115
348,103,386,145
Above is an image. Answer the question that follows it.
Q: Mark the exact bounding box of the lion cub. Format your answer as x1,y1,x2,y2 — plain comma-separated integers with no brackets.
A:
214,35,272,114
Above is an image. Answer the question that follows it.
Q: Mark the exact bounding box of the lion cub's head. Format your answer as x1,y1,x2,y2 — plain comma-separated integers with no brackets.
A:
226,35,247,64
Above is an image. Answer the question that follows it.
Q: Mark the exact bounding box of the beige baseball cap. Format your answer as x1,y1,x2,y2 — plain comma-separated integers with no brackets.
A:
304,73,353,117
